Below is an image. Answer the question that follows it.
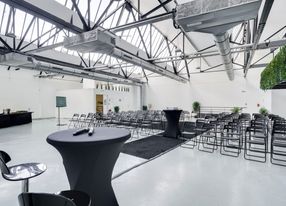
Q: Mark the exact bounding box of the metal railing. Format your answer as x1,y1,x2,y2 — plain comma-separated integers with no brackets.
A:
199,106,246,115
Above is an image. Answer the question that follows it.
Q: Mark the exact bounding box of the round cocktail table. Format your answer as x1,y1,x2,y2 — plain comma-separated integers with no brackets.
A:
163,110,182,138
47,127,130,206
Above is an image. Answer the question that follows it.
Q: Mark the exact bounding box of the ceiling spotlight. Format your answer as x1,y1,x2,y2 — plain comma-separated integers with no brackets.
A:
175,48,182,53
264,39,270,46
270,47,277,53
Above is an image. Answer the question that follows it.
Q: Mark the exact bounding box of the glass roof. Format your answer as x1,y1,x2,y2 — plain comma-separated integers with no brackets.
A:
0,0,189,80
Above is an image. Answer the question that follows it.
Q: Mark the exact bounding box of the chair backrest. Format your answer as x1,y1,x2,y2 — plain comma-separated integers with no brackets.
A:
86,113,93,119
224,123,241,133
58,190,91,206
0,151,11,175
79,114,86,119
18,193,77,206
72,114,80,120
196,119,205,128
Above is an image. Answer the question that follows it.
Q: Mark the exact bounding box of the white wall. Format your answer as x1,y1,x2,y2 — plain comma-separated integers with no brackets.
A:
272,90,286,118
56,89,96,118
56,79,141,118
143,68,272,114
0,67,82,119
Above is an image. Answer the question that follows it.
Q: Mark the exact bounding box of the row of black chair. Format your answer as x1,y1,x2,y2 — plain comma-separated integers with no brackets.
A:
270,115,286,166
181,113,279,164
68,110,167,138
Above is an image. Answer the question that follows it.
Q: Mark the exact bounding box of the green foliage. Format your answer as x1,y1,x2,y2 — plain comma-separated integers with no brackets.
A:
231,107,240,114
260,46,286,90
142,105,148,111
192,101,200,113
259,107,269,116
114,106,120,113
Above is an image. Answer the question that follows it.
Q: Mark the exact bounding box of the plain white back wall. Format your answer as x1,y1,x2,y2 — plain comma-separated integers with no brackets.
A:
272,90,286,118
143,68,272,114
56,79,141,118
0,66,82,119
56,89,96,119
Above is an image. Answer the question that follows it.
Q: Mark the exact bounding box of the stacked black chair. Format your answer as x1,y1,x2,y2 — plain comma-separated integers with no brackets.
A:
83,113,94,127
271,117,286,166
238,113,251,138
88,113,98,128
180,113,229,151
180,120,197,149
68,113,80,128
108,113,121,127
104,114,115,127
129,115,141,138
220,121,243,157
76,114,87,128
244,124,268,163
193,119,208,136
140,113,153,135
151,112,164,131
0,150,46,192
118,112,132,129
198,120,222,153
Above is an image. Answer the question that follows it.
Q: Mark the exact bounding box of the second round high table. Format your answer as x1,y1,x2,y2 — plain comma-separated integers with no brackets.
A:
163,110,182,138
47,127,130,206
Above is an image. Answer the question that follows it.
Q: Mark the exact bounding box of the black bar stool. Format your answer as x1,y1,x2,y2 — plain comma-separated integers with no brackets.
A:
0,150,46,192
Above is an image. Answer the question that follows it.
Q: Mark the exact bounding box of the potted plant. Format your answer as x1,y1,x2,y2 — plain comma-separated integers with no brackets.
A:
142,105,148,111
259,107,269,116
192,101,200,115
114,106,120,113
231,107,240,114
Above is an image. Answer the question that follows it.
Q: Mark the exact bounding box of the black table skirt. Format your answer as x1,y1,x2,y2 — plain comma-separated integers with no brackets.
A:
163,110,182,138
47,128,130,206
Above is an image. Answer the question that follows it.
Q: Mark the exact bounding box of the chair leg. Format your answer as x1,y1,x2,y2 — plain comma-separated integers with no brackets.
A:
220,139,240,157
22,179,29,193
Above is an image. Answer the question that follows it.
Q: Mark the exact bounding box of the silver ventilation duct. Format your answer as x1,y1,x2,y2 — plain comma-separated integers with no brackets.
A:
214,32,234,80
0,53,143,86
64,29,188,83
176,0,262,80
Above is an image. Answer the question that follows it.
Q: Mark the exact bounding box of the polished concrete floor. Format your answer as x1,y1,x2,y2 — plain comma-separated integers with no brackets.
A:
0,119,286,206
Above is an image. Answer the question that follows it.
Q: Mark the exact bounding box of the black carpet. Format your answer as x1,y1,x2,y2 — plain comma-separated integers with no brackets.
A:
121,134,186,159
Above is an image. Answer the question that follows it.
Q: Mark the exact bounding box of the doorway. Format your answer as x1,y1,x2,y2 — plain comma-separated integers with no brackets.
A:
96,94,103,114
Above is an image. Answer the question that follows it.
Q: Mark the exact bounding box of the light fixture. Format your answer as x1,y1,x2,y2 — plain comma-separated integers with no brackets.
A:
175,48,182,54
270,47,276,53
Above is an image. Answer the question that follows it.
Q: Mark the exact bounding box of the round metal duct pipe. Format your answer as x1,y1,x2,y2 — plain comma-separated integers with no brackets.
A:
214,32,234,81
